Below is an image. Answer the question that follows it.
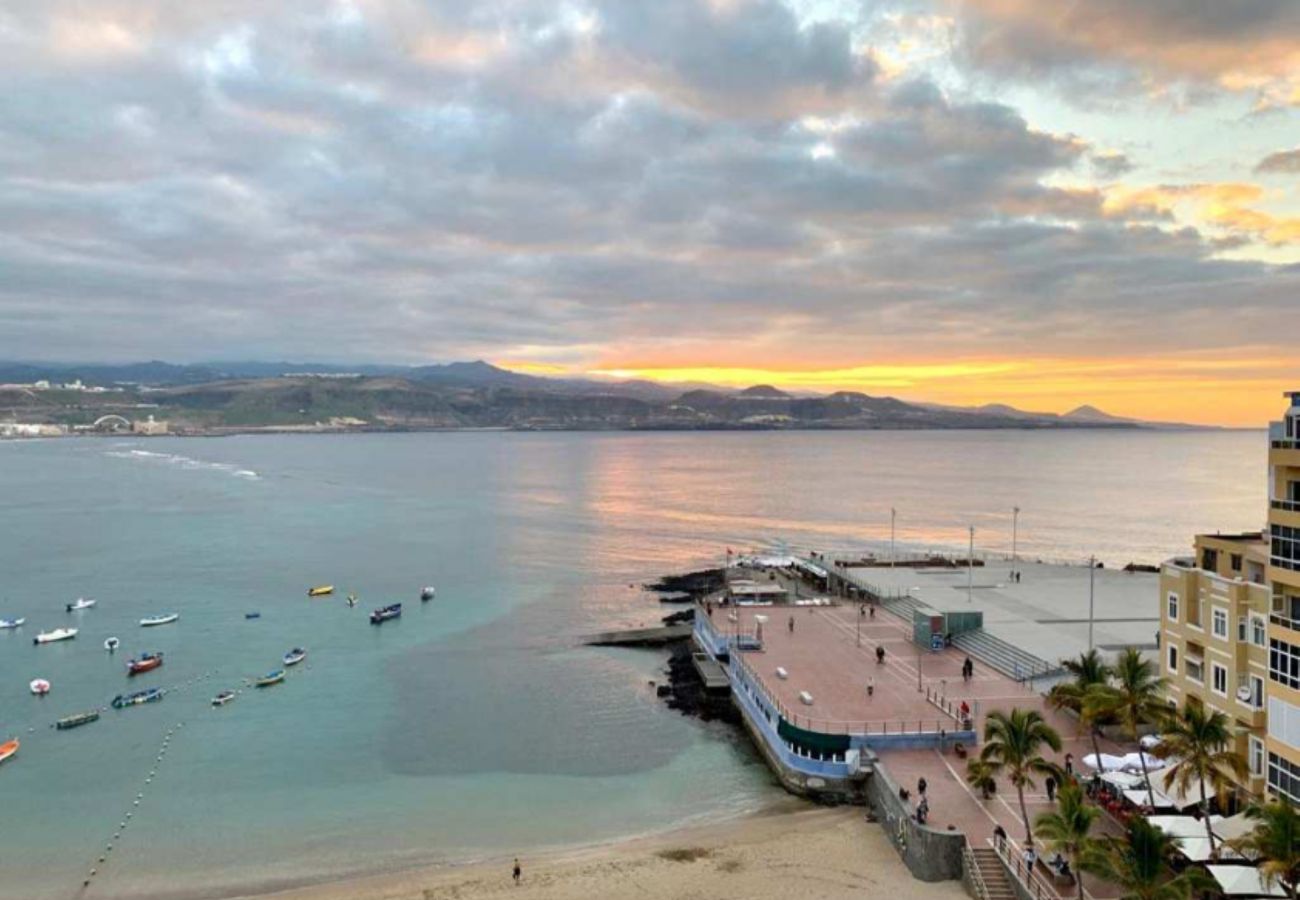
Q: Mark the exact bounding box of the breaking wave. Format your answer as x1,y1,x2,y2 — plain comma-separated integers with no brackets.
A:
104,448,261,481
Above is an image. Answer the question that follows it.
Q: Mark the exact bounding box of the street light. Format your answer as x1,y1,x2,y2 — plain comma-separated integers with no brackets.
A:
1088,554,1096,650
1012,505,1020,576
968,526,975,604
890,507,897,569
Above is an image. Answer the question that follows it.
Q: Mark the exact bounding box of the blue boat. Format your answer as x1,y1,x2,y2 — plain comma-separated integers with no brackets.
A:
245,612,261,619
369,603,401,625
111,688,164,709
254,669,285,688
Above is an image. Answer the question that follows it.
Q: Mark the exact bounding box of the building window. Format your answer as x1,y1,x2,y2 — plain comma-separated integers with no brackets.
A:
1239,615,1248,641
1187,656,1204,684
1268,752,1300,804
1253,615,1267,646
1213,608,1228,639
1271,637,1300,691
1249,736,1264,777
1272,525,1300,572
1251,675,1265,709
1167,644,1179,675
1167,592,1179,622
1230,553,1243,572
1202,548,1219,572
1211,663,1228,696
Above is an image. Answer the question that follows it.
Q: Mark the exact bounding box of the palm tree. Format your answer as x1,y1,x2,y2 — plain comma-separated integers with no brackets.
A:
980,707,1062,845
1081,816,1215,900
1090,647,1168,808
1226,801,1300,900
965,758,998,800
1034,781,1099,900
1048,649,1112,772
1153,699,1248,858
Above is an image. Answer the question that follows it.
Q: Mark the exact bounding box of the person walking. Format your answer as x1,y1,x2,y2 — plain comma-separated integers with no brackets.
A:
866,677,874,699
917,776,927,797
1045,774,1057,803
993,824,1007,851
513,858,521,885
788,615,795,633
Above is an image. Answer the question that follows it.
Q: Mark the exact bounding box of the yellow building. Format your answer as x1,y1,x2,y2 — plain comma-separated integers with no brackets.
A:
1266,391,1300,804
1160,532,1270,795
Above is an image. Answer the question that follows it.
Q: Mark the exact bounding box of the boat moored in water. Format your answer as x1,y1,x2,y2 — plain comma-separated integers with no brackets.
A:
66,597,96,612
369,603,401,625
254,669,286,688
105,637,119,652
212,690,237,707
56,710,99,730
127,652,163,675
420,586,436,601
245,612,261,619
30,678,51,696
283,647,307,667
111,687,164,709
307,585,334,597
140,613,179,627
34,628,77,645
0,617,25,629
0,738,19,765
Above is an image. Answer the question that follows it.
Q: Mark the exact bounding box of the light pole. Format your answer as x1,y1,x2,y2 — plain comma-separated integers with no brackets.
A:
1088,554,1096,650
890,507,896,569
967,526,975,604
1012,505,1020,576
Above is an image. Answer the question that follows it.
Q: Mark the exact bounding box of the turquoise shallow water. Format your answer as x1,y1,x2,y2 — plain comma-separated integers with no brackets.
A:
0,429,1266,898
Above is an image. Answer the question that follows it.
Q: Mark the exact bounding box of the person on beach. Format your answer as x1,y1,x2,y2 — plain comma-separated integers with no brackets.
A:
513,859,521,884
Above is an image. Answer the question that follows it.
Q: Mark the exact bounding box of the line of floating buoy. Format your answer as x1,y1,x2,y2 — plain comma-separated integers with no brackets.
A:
82,722,183,891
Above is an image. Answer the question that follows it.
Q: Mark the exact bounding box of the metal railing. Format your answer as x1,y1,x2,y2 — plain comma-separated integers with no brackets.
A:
1271,498,1300,513
965,841,992,900
1272,439,1300,450
1271,611,1300,631
988,835,1086,900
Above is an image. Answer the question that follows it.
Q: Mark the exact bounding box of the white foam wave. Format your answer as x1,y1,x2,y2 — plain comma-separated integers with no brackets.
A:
104,449,261,481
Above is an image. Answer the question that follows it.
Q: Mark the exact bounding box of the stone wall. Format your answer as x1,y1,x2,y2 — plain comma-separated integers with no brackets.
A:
864,751,967,882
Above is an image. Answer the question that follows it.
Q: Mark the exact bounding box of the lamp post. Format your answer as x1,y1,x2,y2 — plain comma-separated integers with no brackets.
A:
968,526,975,604
890,507,896,569
1088,554,1096,650
1012,505,1020,576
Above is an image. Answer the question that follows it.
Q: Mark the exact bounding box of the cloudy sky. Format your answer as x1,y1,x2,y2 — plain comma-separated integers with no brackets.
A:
2,0,1298,424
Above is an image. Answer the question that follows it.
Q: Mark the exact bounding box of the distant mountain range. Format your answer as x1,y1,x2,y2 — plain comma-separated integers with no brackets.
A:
0,359,1215,432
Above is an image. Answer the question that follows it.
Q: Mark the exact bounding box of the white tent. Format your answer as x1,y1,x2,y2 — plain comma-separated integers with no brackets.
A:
1082,752,1127,770
1212,812,1257,844
1117,751,1161,773
1145,766,1213,810
1140,733,1163,750
1123,788,1176,809
1102,770,1146,789
1207,865,1288,897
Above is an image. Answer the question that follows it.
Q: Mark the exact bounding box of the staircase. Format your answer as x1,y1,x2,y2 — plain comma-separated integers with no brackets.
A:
880,592,927,622
967,845,1018,900
951,629,1062,684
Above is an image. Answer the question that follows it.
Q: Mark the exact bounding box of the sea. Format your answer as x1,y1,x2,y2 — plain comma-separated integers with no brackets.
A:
0,429,1267,898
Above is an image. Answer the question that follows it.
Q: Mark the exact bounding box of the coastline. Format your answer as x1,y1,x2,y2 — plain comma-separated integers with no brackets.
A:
217,802,965,900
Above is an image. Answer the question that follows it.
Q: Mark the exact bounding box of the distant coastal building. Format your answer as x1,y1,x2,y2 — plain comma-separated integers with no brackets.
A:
132,415,169,435
0,422,67,437
1159,390,1300,805
1159,532,1269,795
1266,391,1300,805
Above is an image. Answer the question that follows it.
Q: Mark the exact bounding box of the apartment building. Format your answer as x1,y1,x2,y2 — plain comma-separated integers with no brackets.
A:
1266,392,1300,804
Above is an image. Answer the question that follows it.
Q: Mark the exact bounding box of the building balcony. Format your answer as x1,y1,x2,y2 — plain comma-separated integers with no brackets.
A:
1271,442,1300,467
1272,612,1300,635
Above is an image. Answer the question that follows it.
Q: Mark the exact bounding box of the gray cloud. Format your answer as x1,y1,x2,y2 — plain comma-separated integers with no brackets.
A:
0,0,1295,367
1256,148,1300,174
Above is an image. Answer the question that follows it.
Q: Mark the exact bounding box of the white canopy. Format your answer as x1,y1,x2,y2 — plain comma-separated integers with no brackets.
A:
1082,752,1126,770
1146,766,1215,810
1140,733,1163,750
1123,788,1176,809
1101,770,1145,789
1147,815,1222,838
1213,812,1258,844
1207,865,1288,897
1117,751,1161,773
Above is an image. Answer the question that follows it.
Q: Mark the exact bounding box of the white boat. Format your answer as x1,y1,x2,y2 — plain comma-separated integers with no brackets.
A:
105,637,120,652
140,613,179,627
0,618,24,629
66,598,96,612
283,647,307,667
420,586,436,601
34,628,77,645
30,678,51,695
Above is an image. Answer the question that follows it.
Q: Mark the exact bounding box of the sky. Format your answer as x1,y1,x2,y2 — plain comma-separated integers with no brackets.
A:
1,0,1298,425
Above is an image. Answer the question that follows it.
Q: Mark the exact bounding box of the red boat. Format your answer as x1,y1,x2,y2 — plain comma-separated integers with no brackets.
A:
127,652,164,676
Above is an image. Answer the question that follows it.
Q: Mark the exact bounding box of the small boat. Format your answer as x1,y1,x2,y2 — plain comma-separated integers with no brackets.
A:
57,710,100,730
346,593,357,608
0,618,25,629
127,652,163,676
244,612,261,619
307,585,334,597
104,637,119,652
211,690,237,707
420,586,436,601
283,647,307,667
254,669,285,688
369,603,401,625
111,687,164,709
30,678,51,696
34,628,77,645
0,738,19,765
66,597,96,612
140,613,179,627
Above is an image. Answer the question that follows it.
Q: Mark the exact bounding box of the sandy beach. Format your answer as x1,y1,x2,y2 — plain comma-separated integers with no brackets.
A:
231,803,966,900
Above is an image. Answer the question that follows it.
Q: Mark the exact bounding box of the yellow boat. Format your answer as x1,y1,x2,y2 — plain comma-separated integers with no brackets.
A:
307,585,334,597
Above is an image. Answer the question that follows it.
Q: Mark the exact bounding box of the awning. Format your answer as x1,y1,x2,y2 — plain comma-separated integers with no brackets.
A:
1147,815,1223,839
1102,770,1145,789
1207,865,1288,897
1146,766,1212,810
1213,812,1257,844
1082,752,1127,770
1122,788,1176,809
